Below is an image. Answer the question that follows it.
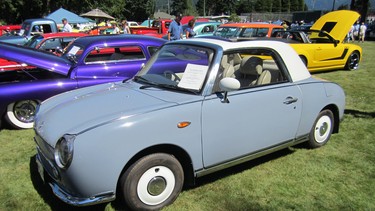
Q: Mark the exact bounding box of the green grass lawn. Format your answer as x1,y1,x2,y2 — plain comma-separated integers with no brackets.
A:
1,42,374,210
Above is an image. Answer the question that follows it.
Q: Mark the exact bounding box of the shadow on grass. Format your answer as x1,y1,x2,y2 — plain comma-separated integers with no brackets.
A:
29,155,110,211
345,109,375,118
191,147,295,188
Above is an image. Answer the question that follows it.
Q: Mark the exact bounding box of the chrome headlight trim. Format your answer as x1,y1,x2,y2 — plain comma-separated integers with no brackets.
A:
54,134,75,169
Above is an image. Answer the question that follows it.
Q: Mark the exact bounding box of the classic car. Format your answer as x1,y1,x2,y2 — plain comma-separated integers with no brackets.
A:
0,18,59,45
0,32,88,71
161,21,221,39
0,34,166,129
23,32,88,53
0,25,21,36
288,10,362,72
34,37,345,210
213,22,284,38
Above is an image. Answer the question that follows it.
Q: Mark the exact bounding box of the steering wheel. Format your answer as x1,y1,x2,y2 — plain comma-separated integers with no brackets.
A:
164,70,181,82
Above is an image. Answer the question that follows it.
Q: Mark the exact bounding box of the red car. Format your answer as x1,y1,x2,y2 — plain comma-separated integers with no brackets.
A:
0,25,21,36
0,32,87,71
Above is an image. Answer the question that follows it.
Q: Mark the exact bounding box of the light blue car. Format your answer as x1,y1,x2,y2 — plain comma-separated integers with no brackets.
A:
34,38,345,210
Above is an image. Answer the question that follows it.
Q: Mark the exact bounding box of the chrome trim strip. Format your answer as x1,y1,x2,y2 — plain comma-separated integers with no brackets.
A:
50,182,115,206
196,138,307,178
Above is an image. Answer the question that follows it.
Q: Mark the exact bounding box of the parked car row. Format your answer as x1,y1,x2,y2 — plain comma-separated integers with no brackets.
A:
0,10,354,211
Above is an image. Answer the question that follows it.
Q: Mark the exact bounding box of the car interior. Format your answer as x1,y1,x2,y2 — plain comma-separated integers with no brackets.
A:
218,51,287,90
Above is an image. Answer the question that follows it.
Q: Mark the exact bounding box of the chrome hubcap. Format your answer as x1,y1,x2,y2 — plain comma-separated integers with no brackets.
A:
14,100,37,123
148,176,167,196
318,122,328,136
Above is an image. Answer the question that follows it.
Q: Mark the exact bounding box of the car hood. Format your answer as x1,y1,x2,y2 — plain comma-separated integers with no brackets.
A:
35,81,182,144
0,42,72,75
310,10,360,42
0,35,27,45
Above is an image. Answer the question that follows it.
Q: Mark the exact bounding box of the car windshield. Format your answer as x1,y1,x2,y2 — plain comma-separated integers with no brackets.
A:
214,27,240,38
24,35,43,48
62,44,84,61
134,44,214,94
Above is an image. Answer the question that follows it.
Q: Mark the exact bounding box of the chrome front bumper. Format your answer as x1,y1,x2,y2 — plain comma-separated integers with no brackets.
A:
35,152,115,206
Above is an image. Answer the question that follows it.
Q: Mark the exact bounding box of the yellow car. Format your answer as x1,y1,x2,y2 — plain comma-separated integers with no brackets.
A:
289,10,362,72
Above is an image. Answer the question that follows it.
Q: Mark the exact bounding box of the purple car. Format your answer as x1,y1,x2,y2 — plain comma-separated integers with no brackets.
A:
0,34,166,129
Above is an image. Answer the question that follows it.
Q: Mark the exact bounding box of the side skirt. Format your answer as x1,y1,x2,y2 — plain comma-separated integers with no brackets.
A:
195,135,309,178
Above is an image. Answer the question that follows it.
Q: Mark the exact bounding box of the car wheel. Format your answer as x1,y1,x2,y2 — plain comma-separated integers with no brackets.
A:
5,100,38,129
120,153,184,210
345,51,360,70
307,109,334,148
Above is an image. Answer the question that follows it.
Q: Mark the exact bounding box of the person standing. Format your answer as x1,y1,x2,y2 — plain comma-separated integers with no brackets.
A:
112,22,120,34
62,18,72,32
185,19,196,39
359,22,367,43
168,13,183,41
353,20,360,41
122,19,131,34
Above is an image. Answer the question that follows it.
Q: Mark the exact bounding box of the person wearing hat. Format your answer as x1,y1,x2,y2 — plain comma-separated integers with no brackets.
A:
62,18,72,32
168,13,183,41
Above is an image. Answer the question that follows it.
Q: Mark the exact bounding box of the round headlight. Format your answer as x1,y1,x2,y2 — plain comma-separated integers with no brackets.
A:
54,134,75,169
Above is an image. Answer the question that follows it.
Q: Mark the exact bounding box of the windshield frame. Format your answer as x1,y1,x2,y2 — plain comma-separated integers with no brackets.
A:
134,43,216,95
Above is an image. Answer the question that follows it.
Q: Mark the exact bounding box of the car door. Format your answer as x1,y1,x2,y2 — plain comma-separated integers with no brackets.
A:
201,52,303,167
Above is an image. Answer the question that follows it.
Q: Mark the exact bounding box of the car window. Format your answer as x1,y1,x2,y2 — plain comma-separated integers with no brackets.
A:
84,46,145,64
39,38,61,51
215,48,288,92
240,28,269,37
214,27,238,38
24,35,43,48
136,44,214,93
148,46,161,56
61,37,77,49
308,31,332,43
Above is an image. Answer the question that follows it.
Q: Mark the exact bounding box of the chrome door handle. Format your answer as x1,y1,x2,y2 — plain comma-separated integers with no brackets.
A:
283,96,298,104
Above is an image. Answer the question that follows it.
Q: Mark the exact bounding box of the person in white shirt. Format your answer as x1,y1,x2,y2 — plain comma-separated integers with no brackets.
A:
62,18,72,32
359,22,367,43
112,23,120,34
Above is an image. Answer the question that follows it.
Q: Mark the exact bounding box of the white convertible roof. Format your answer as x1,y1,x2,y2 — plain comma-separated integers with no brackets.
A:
180,38,311,82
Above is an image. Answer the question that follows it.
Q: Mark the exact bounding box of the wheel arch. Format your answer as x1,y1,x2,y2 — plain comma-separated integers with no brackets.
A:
116,144,195,194
321,104,340,134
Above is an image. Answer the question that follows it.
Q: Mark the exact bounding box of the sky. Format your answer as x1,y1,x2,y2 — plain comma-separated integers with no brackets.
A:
305,0,375,10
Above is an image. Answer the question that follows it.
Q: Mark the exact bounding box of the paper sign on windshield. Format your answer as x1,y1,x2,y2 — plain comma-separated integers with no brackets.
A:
68,46,80,55
178,63,208,90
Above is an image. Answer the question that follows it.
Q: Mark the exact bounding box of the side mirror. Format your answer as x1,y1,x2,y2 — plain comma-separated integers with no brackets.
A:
219,77,240,103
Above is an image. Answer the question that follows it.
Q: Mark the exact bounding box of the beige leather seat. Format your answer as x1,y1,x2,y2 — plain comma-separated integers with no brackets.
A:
237,56,263,87
256,70,272,85
221,55,235,78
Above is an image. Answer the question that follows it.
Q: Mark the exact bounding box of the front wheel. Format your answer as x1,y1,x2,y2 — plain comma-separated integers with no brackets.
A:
345,51,360,70
5,100,38,129
307,110,334,148
120,153,184,210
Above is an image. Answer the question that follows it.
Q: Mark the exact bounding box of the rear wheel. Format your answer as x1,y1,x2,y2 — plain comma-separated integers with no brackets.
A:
120,153,184,210
345,51,360,70
5,100,38,129
307,110,334,148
